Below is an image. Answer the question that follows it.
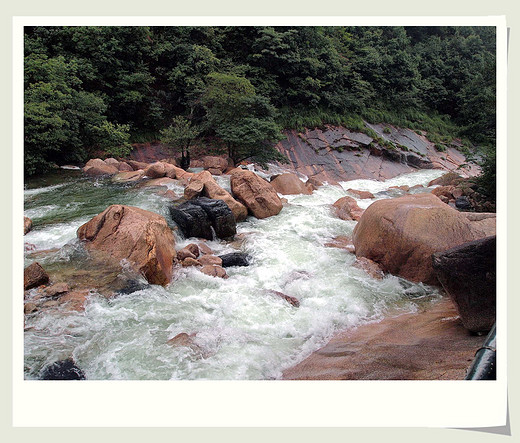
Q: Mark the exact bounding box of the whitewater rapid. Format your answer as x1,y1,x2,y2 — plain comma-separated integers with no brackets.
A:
23,167,445,380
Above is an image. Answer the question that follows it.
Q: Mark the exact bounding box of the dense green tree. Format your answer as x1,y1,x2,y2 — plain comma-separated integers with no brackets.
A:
160,116,201,170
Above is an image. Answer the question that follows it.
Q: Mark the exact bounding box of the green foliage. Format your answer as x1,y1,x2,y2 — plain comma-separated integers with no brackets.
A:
160,115,201,168
24,25,495,179
94,121,132,158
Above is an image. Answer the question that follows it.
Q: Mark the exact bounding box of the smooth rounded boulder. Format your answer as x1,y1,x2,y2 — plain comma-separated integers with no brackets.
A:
77,205,176,286
230,170,283,219
83,158,119,176
352,193,487,285
270,173,312,195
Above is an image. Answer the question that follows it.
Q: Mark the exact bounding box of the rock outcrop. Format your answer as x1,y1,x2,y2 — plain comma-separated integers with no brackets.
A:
432,236,496,333
230,170,283,219
270,173,312,195
352,193,491,285
77,205,176,286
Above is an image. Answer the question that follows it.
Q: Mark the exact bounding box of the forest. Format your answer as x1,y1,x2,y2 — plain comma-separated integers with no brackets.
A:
23,26,496,196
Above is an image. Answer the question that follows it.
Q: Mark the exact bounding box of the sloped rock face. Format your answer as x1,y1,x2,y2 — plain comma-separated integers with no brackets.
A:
270,173,312,195
432,236,496,333
169,197,236,240
77,205,176,286
273,126,479,183
230,170,283,219
352,194,488,285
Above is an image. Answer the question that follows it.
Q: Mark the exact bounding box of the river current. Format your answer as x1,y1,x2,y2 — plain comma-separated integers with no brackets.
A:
23,167,445,380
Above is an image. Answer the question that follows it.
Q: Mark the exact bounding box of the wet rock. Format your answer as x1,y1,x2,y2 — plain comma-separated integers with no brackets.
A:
266,290,300,307
230,170,283,219
332,196,364,221
177,248,197,261
24,262,50,290
198,255,223,267
186,171,248,222
40,358,86,380
126,160,149,171
141,177,179,188
200,265,228,279
143,161,168,178
181,257,202,267
270,173,312,195
104,157,119,166
116,279,150,295
167,332,201,353
305,176,323,191
77,205,176,286
185,243,200,257
324,236,356,253
202,155,229,174
118,161,133,172
24,302,37,314
346,188,375,199
428,172,464,187
455,196,472,211
432,236,496,333
197,243,213,256
190,197,236,239
24,216,32,235
44,282,69,298
83,158,119,176
219,252,250,268
59,290,90,312
169,202,214,240
352,193,487,285
112,170,145,182
353,257,384,280
389,185,410,192
431,185,455,200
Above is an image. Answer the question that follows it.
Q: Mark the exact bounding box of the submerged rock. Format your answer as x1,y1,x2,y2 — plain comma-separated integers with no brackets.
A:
346,188,375,199
200,264,228,279
40,358,86,380
77,205,176,286
432,236,496,333
353,257,384,280
266,290,300,308
352,193,488,285
24,262,50,290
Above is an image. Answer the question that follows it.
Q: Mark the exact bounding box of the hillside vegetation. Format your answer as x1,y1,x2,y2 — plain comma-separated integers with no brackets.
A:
24,26,496,198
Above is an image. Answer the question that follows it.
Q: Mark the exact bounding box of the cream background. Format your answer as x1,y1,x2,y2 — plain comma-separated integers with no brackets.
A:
3,0,518,440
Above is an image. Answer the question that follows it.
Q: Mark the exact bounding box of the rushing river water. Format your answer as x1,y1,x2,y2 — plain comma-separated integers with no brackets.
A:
23,167,446,380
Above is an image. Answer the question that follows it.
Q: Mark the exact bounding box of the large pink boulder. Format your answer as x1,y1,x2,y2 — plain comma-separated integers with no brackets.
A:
77,205,176,286
270,173,312,195
230,170,283,219
352,193,492,285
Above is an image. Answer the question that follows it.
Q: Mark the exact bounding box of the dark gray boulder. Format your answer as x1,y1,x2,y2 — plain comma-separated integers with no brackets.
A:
219,252,250,268
169,197,236,240
432,236,495,333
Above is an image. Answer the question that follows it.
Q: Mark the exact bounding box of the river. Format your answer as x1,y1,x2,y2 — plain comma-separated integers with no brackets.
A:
23,167,446,380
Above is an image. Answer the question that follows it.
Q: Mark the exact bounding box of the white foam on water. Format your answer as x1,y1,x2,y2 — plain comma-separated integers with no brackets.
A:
23,169,443,380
